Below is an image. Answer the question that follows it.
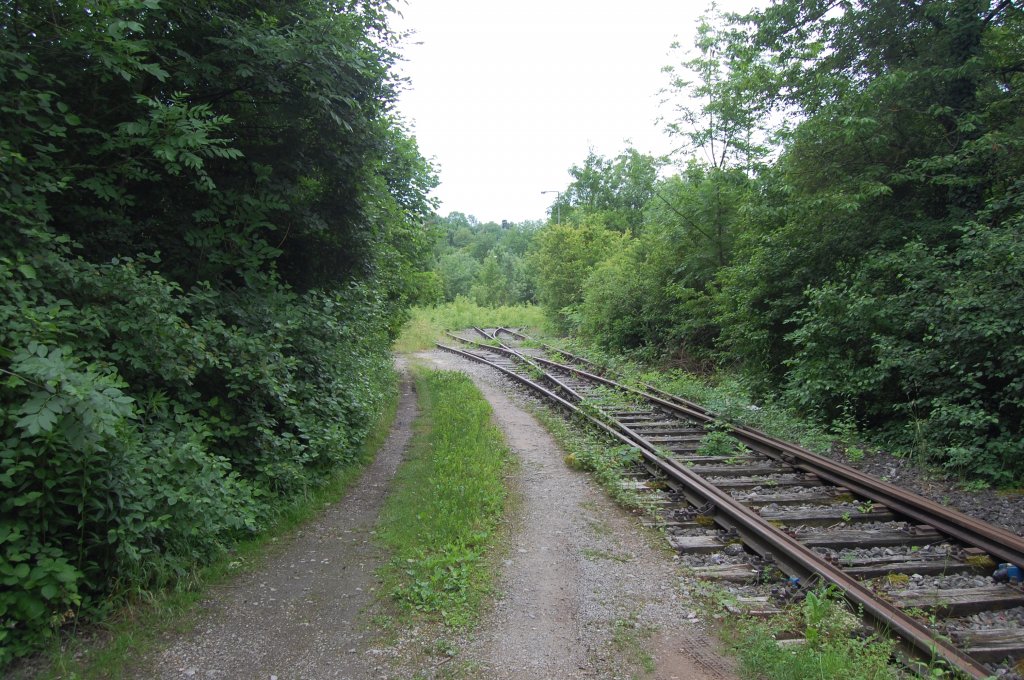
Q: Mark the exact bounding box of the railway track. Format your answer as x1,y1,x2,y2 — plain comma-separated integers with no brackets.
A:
437,328,1024,678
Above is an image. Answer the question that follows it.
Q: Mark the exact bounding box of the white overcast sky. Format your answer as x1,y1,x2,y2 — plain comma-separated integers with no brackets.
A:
390,0,762,223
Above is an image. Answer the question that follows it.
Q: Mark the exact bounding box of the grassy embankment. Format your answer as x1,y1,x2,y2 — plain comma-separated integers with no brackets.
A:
28,376,403,680
376,367,513,631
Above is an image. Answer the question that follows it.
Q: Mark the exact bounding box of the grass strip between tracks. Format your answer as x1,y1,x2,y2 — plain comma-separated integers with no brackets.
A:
24,374,403,680
377,366,513,629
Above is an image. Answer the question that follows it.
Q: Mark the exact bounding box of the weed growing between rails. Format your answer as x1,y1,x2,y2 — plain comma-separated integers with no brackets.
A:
393,298,549,352
690,581,898,680
377,367,514,629
537,335,868,463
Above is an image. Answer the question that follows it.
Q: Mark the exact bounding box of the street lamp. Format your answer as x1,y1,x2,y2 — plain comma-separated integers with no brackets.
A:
541,190,561,225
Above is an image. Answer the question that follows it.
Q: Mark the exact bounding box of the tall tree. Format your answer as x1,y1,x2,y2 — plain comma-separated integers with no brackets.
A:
661,5,775,172
711,0,1024,479
550,149,662,231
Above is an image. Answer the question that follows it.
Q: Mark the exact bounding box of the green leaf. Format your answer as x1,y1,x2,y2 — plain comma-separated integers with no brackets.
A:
11,492,43,507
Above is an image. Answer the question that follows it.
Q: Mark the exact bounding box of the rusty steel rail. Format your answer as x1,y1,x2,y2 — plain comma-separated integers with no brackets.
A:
522,351,1024,569
489,328,1024,567
438,332,1020,678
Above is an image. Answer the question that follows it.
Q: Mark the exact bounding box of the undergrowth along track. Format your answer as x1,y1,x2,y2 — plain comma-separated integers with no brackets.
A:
437,328,1024,678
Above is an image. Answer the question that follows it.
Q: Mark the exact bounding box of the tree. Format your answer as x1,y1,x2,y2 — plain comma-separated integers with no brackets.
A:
437,252,481,301
471,254,509,307
550,149,662,231
530,222,629,330
708,0,1024,479
578,244,648,351
661,5,775,172
0,0,435,662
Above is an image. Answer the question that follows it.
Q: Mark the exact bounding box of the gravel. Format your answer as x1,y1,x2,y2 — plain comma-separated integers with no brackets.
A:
838,449,1024,537
407,349,738,680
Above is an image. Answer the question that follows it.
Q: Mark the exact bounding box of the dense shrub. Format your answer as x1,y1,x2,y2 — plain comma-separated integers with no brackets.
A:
784,221,1024,481
530,222,630,332
0,0,433,664
0,233,398,663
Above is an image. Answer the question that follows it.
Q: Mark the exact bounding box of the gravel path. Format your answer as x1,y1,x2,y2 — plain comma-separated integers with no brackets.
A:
415,350,737,680
132,364,419,680
130,352,737,679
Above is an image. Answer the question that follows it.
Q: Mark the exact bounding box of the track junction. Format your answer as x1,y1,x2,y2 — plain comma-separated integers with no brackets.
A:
439,327,1024,678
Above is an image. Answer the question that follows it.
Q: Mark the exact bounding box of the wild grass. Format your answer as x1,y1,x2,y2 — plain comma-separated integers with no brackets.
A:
23,374,402,680
377,367,513,628
721,587,897,680
610,612,656,675
531,407,652,514
393,297,549,352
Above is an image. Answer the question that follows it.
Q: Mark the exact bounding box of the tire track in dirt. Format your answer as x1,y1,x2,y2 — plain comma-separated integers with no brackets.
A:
134,363,418,680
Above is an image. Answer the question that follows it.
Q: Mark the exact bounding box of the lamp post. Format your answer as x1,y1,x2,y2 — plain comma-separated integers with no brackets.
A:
541,190,561,225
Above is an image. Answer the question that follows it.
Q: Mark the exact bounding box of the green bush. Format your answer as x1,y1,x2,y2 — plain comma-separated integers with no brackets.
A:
0,238,397,662
530,221,630,332
0,0,431,665
783,221,1024,482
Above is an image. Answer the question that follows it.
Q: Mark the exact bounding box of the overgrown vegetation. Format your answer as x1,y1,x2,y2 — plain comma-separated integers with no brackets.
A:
547,336,855,461
377,368,512,628
718,586,897,680
1,0,434,665
25,385,400,680
393,299,548,352
425,0,1024,484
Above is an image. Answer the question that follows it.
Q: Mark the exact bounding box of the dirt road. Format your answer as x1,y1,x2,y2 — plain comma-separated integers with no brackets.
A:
135,369,418,679
133,354,736,679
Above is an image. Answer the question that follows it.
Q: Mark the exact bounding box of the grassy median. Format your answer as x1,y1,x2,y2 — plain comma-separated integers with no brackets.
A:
378,367,513,628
